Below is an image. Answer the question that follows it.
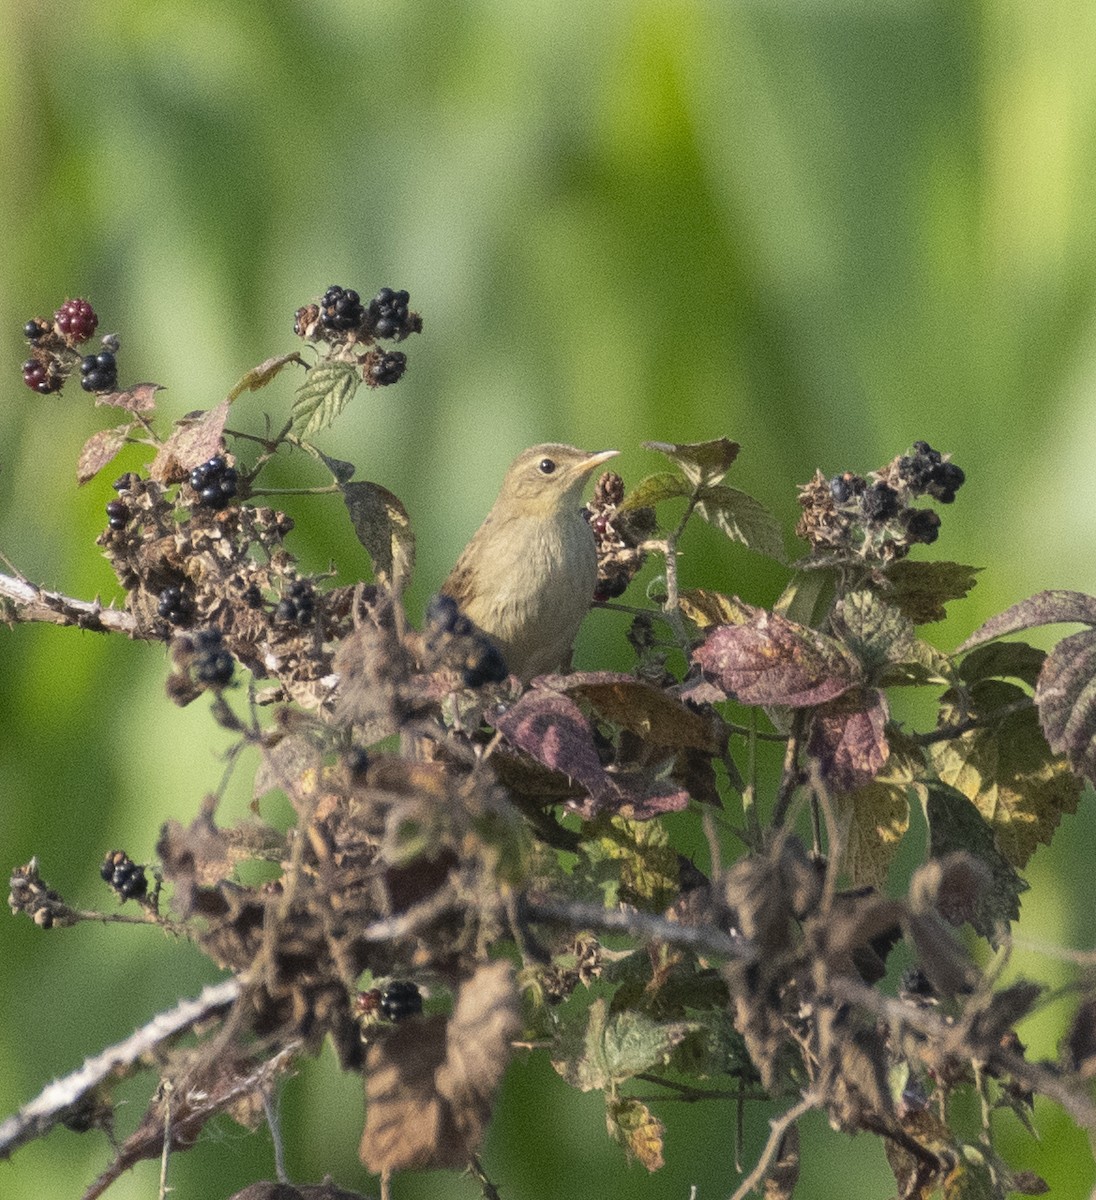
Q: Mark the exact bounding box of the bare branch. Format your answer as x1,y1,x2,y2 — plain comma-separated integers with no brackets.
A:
0,571,139,636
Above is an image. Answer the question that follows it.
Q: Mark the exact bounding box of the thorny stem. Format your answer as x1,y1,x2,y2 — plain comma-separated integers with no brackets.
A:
726,1090,818,1200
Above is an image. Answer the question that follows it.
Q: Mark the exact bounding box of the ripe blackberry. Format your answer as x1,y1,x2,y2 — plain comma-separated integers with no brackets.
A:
189,455,238,509
319,285,364,334
191,628,234,687
24,317,51,342
274,578,316,625
462,637,508,688
380,980,423,1021
859,481,899,521
22,358,62,394
54,298,99,343
830,473,866,506
157,584,194,625
367,349,407,386
364,287,415,340
925,461,965,504
105,499,129,531
903,508,941,545
79,351,118,393
346,745,370,779
100,850,148,901
426,593,473,638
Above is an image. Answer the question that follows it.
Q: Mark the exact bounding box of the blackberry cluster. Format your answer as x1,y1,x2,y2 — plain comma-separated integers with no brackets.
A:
424,593,508,687
54,298,99,344
105,500,129,531
190,455,239,510
380,980,423,1021
364,288,417,340
896,440,966,504
191,628,234,688
275,579,316,625
366,349,407,386
79,351,118,393
100,850,148,901
22,358,62,395
158,584,195,626
319,285,365,334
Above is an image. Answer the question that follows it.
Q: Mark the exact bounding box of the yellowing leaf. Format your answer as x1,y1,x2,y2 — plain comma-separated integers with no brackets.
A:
606,1098,665,1172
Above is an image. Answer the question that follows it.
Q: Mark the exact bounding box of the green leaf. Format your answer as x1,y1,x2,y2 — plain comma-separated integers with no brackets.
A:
292,360,360,438
959,640,1046,689
642,437,740,487
695,484,786,562
774,567,837,629
226,351,306,402
618,471,693,511
837,735,919,889
833,589,916,675
883,559,981,625
341,480,415,594
678,589,756,630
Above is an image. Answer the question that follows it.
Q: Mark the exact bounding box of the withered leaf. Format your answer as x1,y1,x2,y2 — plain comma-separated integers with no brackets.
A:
1036,626,1096,785
77,424,133,484
341,480,415,595
360,961,520,1173
292,361,360,438
678,589,757,630
693,610,863,706
226,351,307,402
883,559,981,625
642,437,740,487
150,400,230,482
253,733,325,818
763,1123,800,1200
606,1097,665,1172
837,736,918,890
807,686,890,793
94,381,161,414
959,588,1096,653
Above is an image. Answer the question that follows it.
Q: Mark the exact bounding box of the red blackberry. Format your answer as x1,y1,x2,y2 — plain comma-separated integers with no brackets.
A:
22,358,62,394
79,351,118,393
54,298,99,344
319,285,365,334
380,980,423,1021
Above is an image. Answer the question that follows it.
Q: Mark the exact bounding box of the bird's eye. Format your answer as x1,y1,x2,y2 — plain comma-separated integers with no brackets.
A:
538,458,557,475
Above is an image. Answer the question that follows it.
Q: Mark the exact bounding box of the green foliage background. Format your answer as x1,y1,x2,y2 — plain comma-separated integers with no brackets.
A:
2,2,1095,1196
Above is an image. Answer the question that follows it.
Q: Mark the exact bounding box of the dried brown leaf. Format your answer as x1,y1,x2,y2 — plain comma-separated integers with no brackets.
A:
150,400,230,482
77,424,133,484
808,686,890,793
94,381,161,414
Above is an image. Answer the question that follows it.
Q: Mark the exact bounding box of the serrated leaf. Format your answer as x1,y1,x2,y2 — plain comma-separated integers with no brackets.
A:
606,1098,665,1172
584,816,679,911
807,686,889,794
77,424,132,484
959,588,1096,653
292,361,360,438
695,484,786,562
642,437,740,487
553,1000,696,1091
918,781,1028,939
932,679,1082,868
341,480,415,594
883,559,981,625
834,590,916,675
94,382,161,414
693,610,863,706
1035,626,1096,785
226,351,306,402
678,589,756,630
618,471,694,511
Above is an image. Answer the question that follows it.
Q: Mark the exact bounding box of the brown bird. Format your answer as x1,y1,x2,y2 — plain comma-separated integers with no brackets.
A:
441,443,619,680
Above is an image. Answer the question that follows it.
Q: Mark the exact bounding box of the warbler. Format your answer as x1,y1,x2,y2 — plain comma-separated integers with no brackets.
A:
441,443,619,680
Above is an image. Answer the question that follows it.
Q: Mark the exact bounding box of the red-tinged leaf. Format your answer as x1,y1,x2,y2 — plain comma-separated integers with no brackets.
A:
341,480,415,594
94,381,161,414
1035,626,1096,784
959,589,1096,652
490,691,690,819
642,438,740,487
541,671,727,754
77,424,132,484
808,686,889,793
150,400,231,482
693,611,863,706
226,352,306,402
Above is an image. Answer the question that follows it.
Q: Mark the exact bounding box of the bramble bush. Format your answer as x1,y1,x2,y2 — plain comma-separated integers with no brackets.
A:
4,288,1096,1200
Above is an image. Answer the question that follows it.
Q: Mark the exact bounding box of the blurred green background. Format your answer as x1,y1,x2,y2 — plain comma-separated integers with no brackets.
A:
3,0,1096,1196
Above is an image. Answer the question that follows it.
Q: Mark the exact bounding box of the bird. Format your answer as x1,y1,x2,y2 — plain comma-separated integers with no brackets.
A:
440,443,619,681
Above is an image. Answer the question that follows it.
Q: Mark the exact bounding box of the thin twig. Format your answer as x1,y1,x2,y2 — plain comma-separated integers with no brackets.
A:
726,1091,817,1200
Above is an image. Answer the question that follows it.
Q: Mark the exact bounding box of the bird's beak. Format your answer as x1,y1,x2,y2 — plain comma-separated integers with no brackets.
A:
576,449,620,476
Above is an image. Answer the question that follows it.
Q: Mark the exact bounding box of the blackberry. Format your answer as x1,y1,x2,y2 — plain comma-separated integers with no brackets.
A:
22,358,61,394
105,499,129,531
380,980,423,1021
54,298,99,343
189,455,238,510
364,287,415,340
367,349,407,386
462,637,508,688
112,472,139,493
925,461,965,504
100,850,148,902
829,473,865,505
899,966,937,1002
79,351,118,393
274,578,316,625
319,285,364,334
24,318,50,342
157,584,194,626
346,745,370,779
859,481,899,521
903,508,941,544
191,628,234,687
426,593,472,638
